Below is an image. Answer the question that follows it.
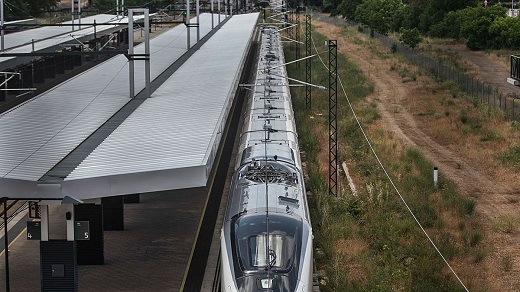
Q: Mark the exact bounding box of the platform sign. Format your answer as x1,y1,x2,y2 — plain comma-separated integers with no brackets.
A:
27,221,41,240
28,202,40,219
74,221,90,240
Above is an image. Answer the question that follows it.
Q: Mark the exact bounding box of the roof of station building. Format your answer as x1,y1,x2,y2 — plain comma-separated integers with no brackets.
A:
0,14,219,181
62,13,259,199
0,13,260,200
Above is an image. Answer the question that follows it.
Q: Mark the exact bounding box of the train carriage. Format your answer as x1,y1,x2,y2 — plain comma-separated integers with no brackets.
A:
220,25,313,292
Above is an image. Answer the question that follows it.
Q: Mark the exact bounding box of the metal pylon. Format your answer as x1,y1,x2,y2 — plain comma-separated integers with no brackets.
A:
328,40,338,196
296,10,300,68
305,13,311,109
288,10,293,50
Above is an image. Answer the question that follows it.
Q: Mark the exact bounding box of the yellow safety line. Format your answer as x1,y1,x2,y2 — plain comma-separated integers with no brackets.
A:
180,25,260,292
0,226,28,257
178,158,220,291
178,57,244,291
179,93,236,291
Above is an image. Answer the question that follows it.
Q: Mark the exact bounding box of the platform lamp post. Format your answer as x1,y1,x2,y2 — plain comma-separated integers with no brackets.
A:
211,0,214,29
71,0,75,31
187,0,190,50
128,9,150,98
196,0,200,41
78,0,82,30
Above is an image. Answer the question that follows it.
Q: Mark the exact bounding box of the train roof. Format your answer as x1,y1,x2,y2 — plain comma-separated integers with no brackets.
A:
225,159,309,223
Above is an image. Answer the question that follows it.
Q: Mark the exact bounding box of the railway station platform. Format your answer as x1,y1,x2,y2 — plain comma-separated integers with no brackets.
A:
0,187,208,291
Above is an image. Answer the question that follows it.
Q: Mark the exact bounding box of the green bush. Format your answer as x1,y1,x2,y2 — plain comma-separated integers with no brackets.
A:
502,255,513,271
391,42,398,53
399,27,423,49
459,109,482,131
361,104,381,123
474,248,486,263
460,198,476,217
499,144,520,167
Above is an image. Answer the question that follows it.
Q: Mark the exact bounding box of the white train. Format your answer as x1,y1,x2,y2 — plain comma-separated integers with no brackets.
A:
220,25,314,291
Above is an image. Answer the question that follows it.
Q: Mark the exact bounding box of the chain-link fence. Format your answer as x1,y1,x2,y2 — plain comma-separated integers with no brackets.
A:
312,13,520,121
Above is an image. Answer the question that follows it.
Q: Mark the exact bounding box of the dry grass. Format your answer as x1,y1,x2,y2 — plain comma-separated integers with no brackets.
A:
334,238,368,283
289,16,520,291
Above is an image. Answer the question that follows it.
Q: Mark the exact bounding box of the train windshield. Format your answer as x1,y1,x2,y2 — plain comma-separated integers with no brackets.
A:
250,234,284,268
231,213,302,273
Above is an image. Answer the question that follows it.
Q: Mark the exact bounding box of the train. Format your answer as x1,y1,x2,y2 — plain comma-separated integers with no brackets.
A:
220,24,314,291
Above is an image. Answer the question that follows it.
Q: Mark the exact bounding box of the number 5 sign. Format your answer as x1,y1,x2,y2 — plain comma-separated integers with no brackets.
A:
74,221,90,240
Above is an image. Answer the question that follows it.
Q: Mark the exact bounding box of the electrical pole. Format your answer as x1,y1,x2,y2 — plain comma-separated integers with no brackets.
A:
296,8,300,68
305,12,311,109
289,10,293,51
328,40,338,196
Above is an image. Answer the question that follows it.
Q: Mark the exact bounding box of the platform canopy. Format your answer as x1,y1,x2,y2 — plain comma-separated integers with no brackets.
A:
0,13,260,200
3,14,117,50
0,14,147,71
63,13,259,199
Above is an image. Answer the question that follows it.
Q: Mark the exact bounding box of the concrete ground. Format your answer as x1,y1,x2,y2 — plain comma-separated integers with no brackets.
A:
0,187,208,291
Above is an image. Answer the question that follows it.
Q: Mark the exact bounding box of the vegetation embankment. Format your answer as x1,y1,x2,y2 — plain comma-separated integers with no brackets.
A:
284,22,502,291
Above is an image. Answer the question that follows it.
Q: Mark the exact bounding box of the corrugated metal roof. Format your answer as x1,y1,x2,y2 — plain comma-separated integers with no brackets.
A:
3,14,119,50
0,14,148,70
0,13,221,182
64,14,259,196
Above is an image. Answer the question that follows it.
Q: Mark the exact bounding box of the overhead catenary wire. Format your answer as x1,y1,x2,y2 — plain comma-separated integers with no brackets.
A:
308,27,470,292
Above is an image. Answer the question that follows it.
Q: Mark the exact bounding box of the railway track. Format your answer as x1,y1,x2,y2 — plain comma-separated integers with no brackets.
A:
0,200,29,253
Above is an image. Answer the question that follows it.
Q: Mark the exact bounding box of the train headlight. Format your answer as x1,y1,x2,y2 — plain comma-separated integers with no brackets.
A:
261,278,273,289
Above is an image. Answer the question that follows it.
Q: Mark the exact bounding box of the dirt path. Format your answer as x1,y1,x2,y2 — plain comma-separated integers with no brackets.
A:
430,43,520,96
313,18,519,291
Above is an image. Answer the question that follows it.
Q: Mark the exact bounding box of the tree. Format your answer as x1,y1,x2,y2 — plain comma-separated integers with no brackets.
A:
489,15,520,48
459,5,507,50
323,0,343,14
430,5,507,50
399,27,422,48
2,0,58,20
399,0,479,33
336,0,362,19
92,0,161,13
354,0,404,34
91,0,116,13
27,0,59,16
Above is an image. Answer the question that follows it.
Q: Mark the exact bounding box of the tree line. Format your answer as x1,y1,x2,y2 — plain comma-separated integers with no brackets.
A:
2,0,175,20
319,0,520,50
7,0,520,50
2,0,58,20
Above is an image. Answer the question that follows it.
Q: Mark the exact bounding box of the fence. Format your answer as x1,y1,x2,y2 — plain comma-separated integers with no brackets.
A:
312,13,520,121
